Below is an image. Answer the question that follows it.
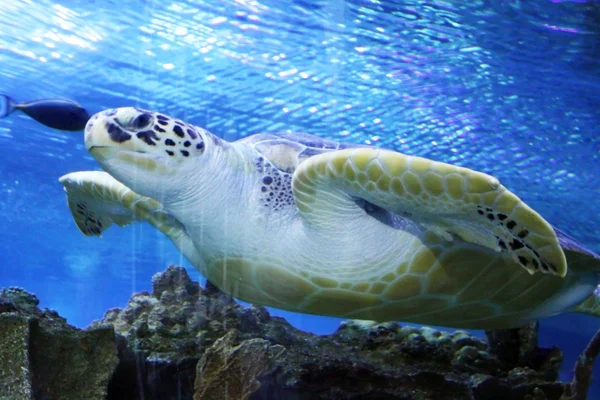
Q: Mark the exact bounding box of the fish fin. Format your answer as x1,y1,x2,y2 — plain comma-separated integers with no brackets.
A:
0,95,17,118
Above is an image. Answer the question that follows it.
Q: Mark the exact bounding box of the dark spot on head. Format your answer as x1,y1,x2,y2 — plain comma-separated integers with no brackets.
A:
196,142,205,151
173,125,185,138
518,256,528,266
541,262,549,271
517,230,529,239
509,239,524,250
261,186,267,192
498,213,507,221
506,220,516,230
531,258,539,270
186,129,198,139
181,150,189,157
263,176,273,185
175,120,184,126
166,150,174,156
498,240,507,250
184,141,191,147
131,113,152,130
156,114,168,121
487,214,494,220
158,119,168,126
107,122,132,143
165,138,176,146
477,210,484,215
136,130,159,146
154,124,166,133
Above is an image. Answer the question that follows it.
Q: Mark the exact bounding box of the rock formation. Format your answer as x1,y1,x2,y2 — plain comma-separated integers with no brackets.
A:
0,265,596,400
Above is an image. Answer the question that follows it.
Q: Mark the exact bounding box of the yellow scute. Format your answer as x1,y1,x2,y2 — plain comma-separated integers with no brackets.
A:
348,298,448,321
415,303,497,325
445,174,464,199
383,274,422,300
401,171,422,195
423,171,444,196
207,258,317,307
466,173,495,194
408,246,440,275
256,264,318,304
303,289,383,315
424,249,490,296
311,276,339,288
351,150,372,170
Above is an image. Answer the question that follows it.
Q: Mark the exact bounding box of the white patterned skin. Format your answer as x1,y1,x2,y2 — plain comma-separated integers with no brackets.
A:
68,107,600,329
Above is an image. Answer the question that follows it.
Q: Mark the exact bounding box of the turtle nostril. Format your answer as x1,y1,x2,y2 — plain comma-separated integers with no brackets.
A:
131,113,153,130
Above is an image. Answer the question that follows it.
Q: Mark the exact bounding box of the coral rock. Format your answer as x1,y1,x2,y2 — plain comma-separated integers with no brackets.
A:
0,288,118,400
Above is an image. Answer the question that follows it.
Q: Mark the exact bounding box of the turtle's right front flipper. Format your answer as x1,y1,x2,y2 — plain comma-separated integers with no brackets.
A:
292,148,567,277
59,171,183,240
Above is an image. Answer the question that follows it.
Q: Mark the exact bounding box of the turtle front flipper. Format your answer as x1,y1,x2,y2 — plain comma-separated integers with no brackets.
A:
59,171,184,240
292,148,567,277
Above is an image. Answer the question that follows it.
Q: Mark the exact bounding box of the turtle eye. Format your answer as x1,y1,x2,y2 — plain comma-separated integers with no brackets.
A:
131,113,152,130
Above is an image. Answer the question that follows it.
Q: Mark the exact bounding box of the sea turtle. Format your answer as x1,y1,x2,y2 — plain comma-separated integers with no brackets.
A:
59,107,600,329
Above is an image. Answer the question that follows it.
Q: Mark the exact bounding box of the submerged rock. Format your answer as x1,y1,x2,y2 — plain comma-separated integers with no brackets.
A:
194,331,285,400
0,288,118,400
0,313,32,399
0,266,584,400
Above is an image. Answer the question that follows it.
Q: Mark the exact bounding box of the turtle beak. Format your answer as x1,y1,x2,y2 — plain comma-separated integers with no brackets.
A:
90,146,165,173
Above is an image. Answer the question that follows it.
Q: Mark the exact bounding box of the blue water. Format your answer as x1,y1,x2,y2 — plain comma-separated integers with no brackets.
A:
0,0,599,395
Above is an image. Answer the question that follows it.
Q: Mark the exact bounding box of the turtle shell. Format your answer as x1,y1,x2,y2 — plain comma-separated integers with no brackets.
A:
237,132,367,173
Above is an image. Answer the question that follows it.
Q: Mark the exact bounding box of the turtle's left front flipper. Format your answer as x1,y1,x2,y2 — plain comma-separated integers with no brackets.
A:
292,147,567,277
59,171,184,240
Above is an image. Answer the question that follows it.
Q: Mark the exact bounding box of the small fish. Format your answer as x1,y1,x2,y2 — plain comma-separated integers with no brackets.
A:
0,95,91,131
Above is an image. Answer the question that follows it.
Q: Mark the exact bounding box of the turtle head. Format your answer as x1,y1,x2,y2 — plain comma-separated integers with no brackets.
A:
85,107,214,203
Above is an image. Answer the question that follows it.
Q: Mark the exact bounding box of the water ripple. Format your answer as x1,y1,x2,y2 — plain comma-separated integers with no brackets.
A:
0,0,597,249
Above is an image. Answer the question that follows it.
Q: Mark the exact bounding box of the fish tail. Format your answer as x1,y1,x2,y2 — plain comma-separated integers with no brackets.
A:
0,95,17,118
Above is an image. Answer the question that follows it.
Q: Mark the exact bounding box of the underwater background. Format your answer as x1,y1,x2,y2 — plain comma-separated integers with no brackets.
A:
0,0,598,396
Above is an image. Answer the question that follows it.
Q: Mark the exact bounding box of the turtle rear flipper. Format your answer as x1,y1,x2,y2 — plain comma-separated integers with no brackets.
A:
59,171,183,239
292,148,567,277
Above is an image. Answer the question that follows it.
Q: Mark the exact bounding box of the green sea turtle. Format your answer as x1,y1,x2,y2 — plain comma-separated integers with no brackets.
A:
59,107,600,329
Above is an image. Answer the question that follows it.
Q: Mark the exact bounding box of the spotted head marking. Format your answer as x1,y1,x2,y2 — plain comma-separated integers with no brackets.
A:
84,107,225,203
85,107,208,162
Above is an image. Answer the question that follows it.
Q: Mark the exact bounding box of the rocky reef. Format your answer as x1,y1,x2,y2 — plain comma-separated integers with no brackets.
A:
0,265,596,400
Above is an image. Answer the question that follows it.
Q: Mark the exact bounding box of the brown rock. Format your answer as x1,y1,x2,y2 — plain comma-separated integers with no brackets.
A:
194,331,284,400
0,288,119,400
0,313,32,400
